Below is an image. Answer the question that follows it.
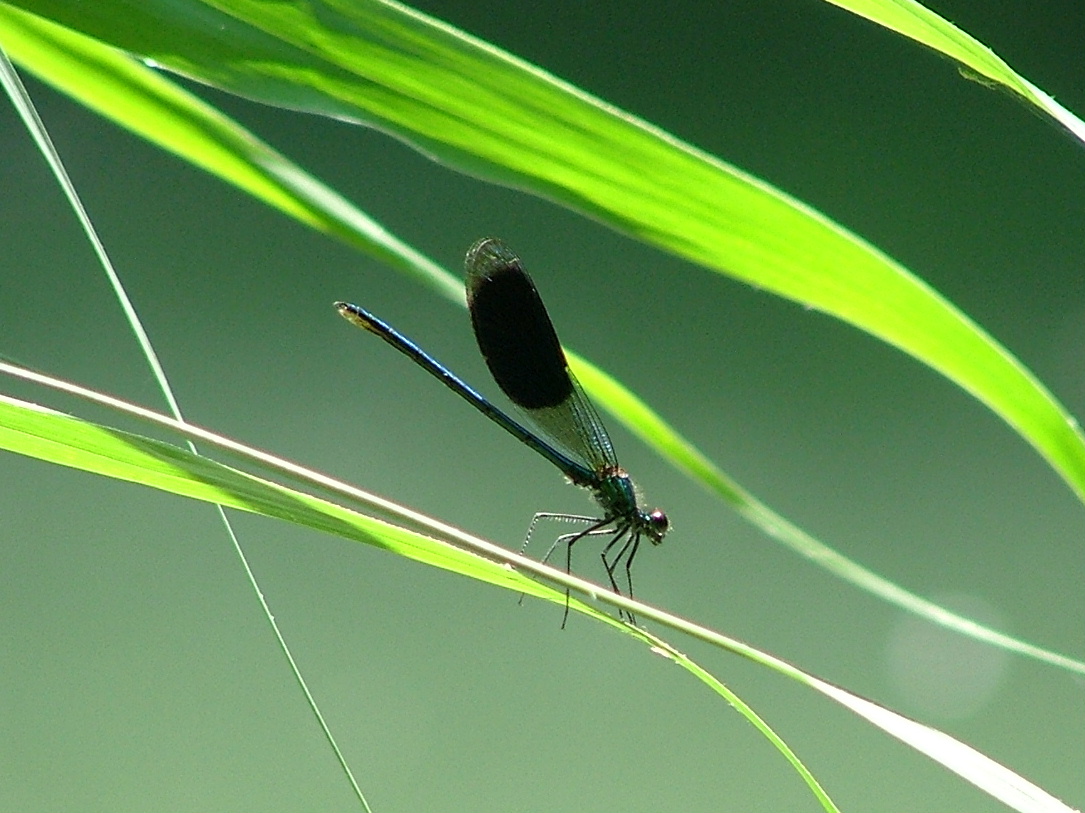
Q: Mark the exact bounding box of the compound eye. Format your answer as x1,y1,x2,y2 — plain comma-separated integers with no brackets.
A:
646,509,668,544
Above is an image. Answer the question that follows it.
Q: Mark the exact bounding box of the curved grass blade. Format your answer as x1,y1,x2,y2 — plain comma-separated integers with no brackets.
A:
652,615,1076,813
0,3,461,303
571,354,1085,678
0,2,1079,674
1,366,1072,811
822,0,1085,144
0,374,839,810
5,0,1085,512
0,387,547,599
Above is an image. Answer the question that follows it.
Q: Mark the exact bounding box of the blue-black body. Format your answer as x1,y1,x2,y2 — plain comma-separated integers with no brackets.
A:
336,237,667,624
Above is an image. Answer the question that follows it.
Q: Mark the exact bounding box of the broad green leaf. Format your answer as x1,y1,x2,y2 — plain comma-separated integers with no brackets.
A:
644,628,1075,813
822,0,1085,144
573,356,1085,677
5,0,1084,512
0,372,1073,813
0,381,839,810
0,3,462,301
1,4,1077,806
1,3,1081,675
0,395,520,591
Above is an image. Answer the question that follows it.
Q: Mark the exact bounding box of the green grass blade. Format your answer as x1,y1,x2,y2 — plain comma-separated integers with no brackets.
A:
3,370,1072,812
6,0,1085,510
572,355,1085,677
0,32,374,808
0,2,1079,673
0,392,531,595
822,0,1085,143
812,678,1075,813
642,626,1073,813
0,377,842,809
0,2,461,302
639,631,838,813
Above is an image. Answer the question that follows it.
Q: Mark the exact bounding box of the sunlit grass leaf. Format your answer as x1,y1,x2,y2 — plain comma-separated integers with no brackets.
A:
0,3,462,301
646,630,1076,813
573,356,1085,677
1,0,1081,673
5,0,1084,510
0,381,841,810
811,679,1075,813
822,0,1085,144
0,394,514,588
1,2,1078,808
2,375,1073,812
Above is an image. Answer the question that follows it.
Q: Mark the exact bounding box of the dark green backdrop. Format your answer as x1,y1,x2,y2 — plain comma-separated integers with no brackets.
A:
1,1,1082,810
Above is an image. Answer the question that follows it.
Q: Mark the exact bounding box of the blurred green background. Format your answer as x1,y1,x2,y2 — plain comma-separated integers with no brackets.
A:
1,0,1083,810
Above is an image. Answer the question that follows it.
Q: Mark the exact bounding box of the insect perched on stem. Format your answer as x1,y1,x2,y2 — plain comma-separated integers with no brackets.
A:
336,237,667,625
